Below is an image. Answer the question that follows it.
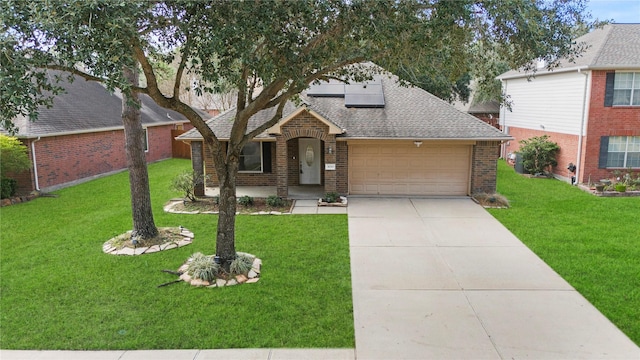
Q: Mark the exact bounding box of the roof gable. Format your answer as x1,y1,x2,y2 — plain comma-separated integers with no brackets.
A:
267,107,344,135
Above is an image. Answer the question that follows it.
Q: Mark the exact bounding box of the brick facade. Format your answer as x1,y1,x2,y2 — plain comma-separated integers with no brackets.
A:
195,110,500,197
15,124,181,193
582,70,640,183
470,141,501,194
504,127,580,181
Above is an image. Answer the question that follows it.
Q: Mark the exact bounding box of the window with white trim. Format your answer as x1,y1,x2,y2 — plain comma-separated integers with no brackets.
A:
613,72,640,106
239,142,263,172
606,136,640,168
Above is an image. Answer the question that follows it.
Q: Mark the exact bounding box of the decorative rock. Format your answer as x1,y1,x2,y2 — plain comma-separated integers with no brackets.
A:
190,278,210,287
216,278,227,287
226,278,238,286
146,245,161,254
176,239,192,247
177,264,189,273
235,274,248,284
116,247,135,256
162,243,178,251
270,211,282,215
248,270,258,278
246,277,260,284
180,273,192,283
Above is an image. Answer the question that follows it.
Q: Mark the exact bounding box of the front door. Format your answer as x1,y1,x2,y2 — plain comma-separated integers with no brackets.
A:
299,138,321,185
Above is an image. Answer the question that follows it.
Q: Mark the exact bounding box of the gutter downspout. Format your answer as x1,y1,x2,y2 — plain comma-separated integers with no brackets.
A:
31,137,41,191
576,68,590,185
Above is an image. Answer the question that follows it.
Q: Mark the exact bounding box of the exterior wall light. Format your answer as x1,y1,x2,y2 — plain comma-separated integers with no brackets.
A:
414,141,422,148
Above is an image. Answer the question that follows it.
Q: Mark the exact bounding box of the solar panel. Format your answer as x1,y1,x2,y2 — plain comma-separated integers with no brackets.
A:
307,81,345,97
345,78,385,108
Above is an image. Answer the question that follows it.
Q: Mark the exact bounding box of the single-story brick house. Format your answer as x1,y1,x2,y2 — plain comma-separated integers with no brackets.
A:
178,70,511,198
498,24,640,184
9,72,196,193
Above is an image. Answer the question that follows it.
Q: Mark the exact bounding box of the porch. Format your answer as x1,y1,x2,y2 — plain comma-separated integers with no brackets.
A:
205,185,325,200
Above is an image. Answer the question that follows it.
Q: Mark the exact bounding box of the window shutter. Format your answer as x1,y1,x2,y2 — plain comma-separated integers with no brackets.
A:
604,72,615,107
598,136,609,168
262,142,272,173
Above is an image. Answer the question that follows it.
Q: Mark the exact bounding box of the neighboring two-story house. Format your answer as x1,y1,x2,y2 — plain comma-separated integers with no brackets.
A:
498,24,640,184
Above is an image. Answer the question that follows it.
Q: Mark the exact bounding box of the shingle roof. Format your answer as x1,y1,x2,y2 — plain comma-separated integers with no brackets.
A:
498,24,640,79
12,71,197,138
178,70,510,141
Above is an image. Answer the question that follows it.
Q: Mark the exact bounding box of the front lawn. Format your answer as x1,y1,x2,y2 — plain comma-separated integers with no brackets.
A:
488,161,640,345
0,159,354,350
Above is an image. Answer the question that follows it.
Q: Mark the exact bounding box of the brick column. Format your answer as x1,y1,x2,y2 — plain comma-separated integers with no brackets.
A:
276,136,289,198
324,136,337,193
191,141,205,196
470,141,500,194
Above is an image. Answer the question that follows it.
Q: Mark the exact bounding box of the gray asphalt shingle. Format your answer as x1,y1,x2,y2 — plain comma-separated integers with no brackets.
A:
179,70,509,141
12,71,193,137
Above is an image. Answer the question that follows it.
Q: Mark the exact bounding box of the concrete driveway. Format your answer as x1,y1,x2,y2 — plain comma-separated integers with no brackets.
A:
348,197,640,359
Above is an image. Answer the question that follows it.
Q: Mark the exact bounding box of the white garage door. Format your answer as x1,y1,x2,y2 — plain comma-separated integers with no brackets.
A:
349,142,471,196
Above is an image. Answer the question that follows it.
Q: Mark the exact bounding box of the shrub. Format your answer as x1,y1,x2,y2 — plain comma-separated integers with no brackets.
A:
0,135,31,176
187,252,219,282
230,253,255,275
266,195,284,207
518,135,560,175
170,171,208,202
238,195,254,206
1,178,17,199
324,192,339,203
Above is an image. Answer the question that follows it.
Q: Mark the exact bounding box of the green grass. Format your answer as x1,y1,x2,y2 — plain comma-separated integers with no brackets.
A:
0,159,354,350
488,161,640,345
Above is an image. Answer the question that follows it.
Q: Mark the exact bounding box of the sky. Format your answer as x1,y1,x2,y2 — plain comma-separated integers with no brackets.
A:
586,0,640,23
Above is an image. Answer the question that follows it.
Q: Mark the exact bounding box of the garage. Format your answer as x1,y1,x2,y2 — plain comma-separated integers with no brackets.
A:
348,142,472,196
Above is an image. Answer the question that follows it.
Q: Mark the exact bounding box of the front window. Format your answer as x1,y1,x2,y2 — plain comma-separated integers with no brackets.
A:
606,136,640,168
613,72,640,106
239,142,262,172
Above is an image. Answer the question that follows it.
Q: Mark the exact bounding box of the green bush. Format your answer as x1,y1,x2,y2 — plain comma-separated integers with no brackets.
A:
518,135,560,175
230,253,255,275
1,178,18,199
0,135,31,176
187,252,219,282
238,195,254,206
324,192,339,203
170,171,208,202
266,195,284,207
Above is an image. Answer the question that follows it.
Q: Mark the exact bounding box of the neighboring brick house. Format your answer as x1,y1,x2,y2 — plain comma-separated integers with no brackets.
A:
9,73,196,193
178,68,511,198
498,24,640,184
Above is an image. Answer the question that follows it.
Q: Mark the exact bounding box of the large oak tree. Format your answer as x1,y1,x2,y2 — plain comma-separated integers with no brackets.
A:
1,0,591,267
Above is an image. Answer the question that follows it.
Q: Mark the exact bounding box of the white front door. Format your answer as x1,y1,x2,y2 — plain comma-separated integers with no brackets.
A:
299,138,321,185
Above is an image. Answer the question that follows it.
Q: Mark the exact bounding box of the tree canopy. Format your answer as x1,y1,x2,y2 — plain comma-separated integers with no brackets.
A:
1,0,594,263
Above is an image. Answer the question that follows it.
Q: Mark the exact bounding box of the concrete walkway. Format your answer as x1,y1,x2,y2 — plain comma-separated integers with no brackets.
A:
348,197,639,359
3,197,639,359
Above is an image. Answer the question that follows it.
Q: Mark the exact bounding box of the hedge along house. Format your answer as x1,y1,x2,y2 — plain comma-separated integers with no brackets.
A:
178,70,511,198
9,72,197,194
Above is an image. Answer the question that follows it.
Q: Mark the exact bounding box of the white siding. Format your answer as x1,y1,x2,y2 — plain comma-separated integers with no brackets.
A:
501,71,589,135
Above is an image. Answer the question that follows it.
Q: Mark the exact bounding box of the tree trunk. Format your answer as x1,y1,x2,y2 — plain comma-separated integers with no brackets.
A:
214,149,239,268
123,65,158,240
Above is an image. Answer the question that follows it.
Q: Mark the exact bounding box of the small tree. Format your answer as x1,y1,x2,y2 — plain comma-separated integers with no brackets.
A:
518,135,560,175
171,170,208,202
0,135,31,199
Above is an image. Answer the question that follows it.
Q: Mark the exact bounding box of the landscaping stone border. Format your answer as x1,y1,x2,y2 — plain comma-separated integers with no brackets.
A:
102,228,194,256
177,252,261,288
